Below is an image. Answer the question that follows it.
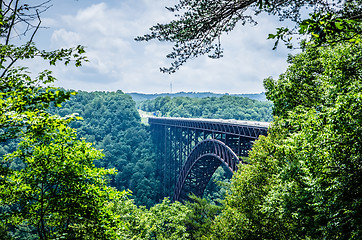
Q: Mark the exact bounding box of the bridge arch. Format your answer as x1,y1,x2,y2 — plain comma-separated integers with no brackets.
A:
149,117,268,200
174,139,243,202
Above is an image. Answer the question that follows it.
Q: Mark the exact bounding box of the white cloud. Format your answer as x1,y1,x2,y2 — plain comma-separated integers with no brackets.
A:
51,29,81,48
40,0,295,94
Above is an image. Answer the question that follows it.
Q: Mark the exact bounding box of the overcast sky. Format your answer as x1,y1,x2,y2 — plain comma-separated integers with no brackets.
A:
31,0,299,94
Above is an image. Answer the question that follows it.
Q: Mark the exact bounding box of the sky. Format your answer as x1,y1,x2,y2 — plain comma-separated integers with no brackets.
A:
29,0,299,94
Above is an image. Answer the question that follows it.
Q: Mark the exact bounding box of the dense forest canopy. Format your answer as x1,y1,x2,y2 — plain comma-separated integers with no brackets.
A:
49,90,161,207
139,95,273,121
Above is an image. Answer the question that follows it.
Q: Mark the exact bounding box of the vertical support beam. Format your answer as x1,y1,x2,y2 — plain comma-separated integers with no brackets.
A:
163,125,168,198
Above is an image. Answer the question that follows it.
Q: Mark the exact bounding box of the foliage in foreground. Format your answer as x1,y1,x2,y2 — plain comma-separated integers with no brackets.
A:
1,118,124,239
211,42,362,239
111,195,221,240
0,1,123,239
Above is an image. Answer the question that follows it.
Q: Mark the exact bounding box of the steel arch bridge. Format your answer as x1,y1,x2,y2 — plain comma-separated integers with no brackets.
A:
149,117,269,202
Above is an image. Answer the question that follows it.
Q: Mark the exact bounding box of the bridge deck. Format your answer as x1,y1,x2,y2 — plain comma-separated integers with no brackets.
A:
148,117,269,139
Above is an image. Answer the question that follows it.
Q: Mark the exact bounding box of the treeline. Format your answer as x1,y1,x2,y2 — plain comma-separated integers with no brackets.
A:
49,91,162,207
139,95,273,122
128,92,267,102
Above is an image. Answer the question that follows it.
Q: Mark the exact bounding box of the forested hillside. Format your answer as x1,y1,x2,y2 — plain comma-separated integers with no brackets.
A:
49,91,162,207
139,95,273,122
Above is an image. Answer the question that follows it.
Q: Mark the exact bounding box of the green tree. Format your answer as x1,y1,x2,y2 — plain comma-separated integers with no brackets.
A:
145,198,191,240
211,41,362,239
0,0,86,142
113,195,222,240
110,197,149,239
1,119,123,239
184,195,222,240
111,197,193,240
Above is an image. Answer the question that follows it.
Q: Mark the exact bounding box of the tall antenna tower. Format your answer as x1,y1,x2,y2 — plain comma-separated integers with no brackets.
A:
170,80,173,93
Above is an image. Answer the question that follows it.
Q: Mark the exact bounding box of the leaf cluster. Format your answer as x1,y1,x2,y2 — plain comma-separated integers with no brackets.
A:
299,11,361,46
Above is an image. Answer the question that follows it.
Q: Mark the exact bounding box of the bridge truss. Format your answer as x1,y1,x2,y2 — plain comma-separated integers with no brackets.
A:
149,117,269,202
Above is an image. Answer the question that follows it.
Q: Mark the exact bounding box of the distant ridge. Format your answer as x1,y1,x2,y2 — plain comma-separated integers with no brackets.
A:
127,92,267,102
